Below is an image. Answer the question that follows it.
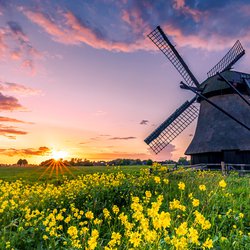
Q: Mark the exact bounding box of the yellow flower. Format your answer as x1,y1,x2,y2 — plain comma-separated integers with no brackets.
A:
145,190,152,198
199,184,206,191
64,216,71,223
112,205,119,214
154,176,161,184
220,236,227,242
188,227,199,245
94,218,102,225
169,199,186,211
178,182,185,190
129,231,141,247
43,234,49,240
87,229,99,250
112,232,121,241
192,198,200,207
219,179,227,188
85,211,94,220
239,213,244,218
56,213,64,221
163,178,169,184
175,222,188,236
202,238,213,249
5,242,11,249
103,208,111,220
171,236,188,249
194,210,211,230
67,226,78,239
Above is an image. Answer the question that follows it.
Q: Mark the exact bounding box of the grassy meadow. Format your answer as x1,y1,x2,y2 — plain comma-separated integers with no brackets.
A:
0,165,146,183
0,164,249,249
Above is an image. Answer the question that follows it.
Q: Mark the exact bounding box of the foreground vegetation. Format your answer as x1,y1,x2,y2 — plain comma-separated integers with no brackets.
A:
0,164,249,249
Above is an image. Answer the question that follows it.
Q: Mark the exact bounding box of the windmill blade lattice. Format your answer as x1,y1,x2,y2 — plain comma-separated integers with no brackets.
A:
207,40,245,78
148,26,200,88
145,97,199,154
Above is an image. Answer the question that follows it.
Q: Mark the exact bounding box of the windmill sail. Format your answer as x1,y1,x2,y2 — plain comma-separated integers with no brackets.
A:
207,40,245,78
148,26,200,88
145,97,199,154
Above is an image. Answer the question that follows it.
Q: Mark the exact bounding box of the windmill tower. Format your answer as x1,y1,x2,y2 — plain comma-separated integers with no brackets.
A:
144,26,250,165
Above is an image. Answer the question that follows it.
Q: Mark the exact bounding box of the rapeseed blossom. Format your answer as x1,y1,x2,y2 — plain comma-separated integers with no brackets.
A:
129,231,142,247
199,184,206,191
154,176,161,183
192,198,200,207
202,238,213,249
219,179,227,188
178,181,185,190
0,169,248,249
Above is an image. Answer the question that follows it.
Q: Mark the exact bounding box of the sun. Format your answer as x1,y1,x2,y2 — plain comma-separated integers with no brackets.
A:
51,150,68,160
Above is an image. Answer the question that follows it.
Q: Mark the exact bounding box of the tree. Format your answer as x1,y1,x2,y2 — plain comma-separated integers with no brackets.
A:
146,159,153,166
177,156,190,165
17,159,28,166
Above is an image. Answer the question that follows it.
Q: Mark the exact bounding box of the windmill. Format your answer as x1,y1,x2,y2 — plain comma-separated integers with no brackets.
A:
144,26,250,165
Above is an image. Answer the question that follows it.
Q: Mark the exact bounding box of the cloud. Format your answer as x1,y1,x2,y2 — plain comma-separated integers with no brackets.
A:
79,141,90,145
87,151,152,161
86,143,176,161
109,136,136,140
7,21,28,41
0,18,41,73
173,0,203,22
0,146,51,157
148,143,176,161
0,81,40,95
140,120,149,125
18,0,250,53
0,92,24,111
0,124,27,139
22,9,150,52
0,116,33,124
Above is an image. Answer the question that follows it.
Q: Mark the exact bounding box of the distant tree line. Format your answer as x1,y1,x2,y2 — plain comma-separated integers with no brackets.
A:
39,157,190,167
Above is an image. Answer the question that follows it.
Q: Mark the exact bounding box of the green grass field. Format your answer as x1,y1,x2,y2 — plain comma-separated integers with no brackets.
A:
0,165,148,183
0,164,249,249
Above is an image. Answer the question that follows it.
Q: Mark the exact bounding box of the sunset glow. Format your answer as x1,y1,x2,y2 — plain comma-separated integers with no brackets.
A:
51,150,69,161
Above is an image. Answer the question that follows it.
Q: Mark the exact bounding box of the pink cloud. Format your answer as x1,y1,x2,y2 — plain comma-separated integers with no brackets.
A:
11,50,22,60
23,10,67,41
21,4,250,54
0,124,27,139
0,21,41,74
173,0,204,22
0,146,51,156
0,81,40,95
23,10,148,52
0,92,24,111
0,116,33,124
121,9,148,33
162,23,233,51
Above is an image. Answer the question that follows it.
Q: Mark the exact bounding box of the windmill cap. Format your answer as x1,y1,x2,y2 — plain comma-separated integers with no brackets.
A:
200,70,250,97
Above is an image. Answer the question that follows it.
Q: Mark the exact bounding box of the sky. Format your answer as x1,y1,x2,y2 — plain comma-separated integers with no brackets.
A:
1,0,250,164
